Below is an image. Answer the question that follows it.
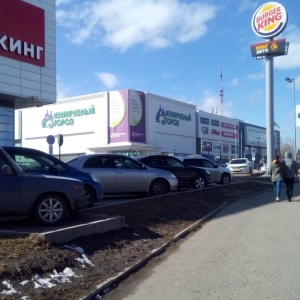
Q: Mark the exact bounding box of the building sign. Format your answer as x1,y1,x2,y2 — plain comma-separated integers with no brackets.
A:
200,117,209,125
221,122,236,130
156,106,191,126
0,0,45,66
201,127,208,134
41,106,95,129
211,119,220,127
211,129,220,136
251,2,288,38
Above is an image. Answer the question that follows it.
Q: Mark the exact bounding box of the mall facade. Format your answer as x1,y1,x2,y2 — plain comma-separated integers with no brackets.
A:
15,89,280,165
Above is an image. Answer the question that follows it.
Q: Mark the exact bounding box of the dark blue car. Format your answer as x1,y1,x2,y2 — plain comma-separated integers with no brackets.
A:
2,146,104,208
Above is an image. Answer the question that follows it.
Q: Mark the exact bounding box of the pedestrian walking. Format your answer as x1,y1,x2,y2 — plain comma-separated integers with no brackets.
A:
270,155,284,202
282,151,299,201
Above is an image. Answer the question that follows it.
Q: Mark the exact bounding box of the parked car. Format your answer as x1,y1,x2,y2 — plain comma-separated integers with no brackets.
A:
67,154,178,196
2,146,104,208
179,157,232,184
200,154,227,167
227,158,253,174
135,155,212,189
0,147,85,226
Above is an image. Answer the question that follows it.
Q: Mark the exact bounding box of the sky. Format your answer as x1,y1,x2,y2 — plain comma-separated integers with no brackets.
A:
55,0,300,145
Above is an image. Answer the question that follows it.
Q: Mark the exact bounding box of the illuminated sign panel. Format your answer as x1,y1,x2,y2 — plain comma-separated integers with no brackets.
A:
0,0,45,66
250,38,287,58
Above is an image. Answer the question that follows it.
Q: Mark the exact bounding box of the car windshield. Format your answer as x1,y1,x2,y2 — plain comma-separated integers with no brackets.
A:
229,159,246,164
13,153,67,172
166,158,185,168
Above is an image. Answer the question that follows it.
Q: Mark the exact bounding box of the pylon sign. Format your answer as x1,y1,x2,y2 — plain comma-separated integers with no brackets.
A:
250,38,289,60
251,2,288,38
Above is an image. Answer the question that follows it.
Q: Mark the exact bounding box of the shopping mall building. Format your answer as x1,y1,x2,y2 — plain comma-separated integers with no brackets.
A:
1,1,280,164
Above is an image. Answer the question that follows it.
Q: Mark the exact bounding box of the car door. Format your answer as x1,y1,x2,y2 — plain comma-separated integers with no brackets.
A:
0,156,20,212
145,156,192,187
186,159,219,182
81,156,116,193
113,156,148,192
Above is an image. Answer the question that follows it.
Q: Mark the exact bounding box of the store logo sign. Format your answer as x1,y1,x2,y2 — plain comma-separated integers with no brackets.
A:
0,0,45,66
252,2,287,38
41,106,95,129
156,105,191,127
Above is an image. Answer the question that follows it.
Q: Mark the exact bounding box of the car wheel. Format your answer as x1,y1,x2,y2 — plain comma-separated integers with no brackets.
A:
220,173,231,185
78,185,95,208
150,179,169,196
193,175,206,189
33,194,68,226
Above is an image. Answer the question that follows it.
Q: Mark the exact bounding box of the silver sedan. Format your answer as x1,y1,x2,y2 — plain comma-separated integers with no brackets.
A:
67,154,178,196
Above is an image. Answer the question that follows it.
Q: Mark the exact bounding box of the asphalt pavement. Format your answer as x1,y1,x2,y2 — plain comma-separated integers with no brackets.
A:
104,181,300,300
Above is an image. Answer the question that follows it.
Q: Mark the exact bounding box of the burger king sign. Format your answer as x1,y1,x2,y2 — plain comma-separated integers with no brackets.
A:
252,2,288,38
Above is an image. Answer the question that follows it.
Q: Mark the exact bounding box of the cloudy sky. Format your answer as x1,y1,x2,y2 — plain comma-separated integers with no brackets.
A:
55,0,300,144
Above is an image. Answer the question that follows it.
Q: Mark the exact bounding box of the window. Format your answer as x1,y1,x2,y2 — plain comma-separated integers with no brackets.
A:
114,157,140,169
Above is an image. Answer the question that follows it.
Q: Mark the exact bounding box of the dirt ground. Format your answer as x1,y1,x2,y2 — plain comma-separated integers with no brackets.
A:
0,176,272,300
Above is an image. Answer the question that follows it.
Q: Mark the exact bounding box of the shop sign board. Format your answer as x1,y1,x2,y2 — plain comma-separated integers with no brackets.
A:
250,38,288,59
251,2,288,38
0,0,45,66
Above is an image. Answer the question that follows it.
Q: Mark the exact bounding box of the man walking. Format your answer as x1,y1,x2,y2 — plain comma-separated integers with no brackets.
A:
283,151,299,201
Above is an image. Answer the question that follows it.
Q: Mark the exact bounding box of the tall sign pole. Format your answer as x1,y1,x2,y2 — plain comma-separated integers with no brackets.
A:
251,2,288,172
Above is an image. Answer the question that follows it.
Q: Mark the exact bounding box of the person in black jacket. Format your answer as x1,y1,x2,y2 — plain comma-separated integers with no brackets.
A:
282,151,299,201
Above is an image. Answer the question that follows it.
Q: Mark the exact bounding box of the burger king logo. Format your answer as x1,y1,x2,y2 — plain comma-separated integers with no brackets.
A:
252,2,288,38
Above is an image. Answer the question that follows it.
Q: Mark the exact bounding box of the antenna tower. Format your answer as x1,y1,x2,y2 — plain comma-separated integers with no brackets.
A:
219,68,224,116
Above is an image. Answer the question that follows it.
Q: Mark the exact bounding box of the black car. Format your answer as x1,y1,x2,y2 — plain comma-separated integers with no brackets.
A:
2,146,104,208
136,155,212,189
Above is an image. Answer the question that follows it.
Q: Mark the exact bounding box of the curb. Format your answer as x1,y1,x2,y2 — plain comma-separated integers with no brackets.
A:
80,187,272,300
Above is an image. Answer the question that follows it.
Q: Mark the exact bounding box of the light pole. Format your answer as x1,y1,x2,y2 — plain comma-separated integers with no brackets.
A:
219,141,222,159
173,145,176,156
285,77,297,160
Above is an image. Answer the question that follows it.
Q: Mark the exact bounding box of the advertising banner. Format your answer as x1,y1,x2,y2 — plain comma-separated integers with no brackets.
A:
109,90,129,143
129,90,146,143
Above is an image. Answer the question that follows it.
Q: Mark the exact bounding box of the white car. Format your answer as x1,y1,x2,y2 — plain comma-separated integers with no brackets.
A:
227,158,253,174
180,157,232,184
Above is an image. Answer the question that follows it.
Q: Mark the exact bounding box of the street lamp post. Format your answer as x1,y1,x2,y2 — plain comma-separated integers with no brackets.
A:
257,137,260,171
173,145,176,156
285,77,297,160
219,141,222,160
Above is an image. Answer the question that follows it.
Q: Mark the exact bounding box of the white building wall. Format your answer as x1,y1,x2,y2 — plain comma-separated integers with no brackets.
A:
145,93,196,155
197,110,241,158
20,92,108,155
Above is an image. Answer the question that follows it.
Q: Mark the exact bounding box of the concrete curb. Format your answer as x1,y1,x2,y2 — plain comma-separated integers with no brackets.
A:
80,186,273,300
